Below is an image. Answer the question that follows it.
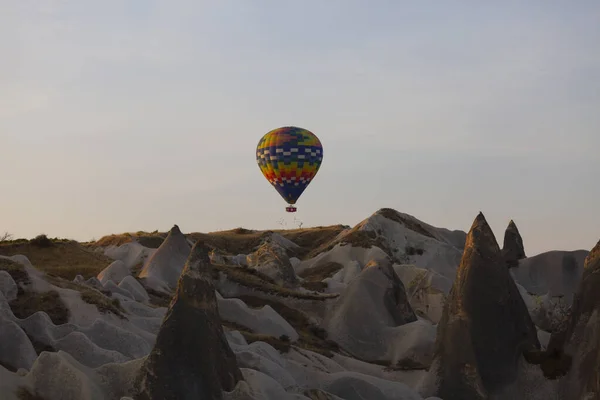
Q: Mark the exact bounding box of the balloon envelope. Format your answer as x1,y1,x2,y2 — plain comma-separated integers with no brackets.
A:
256,126,323,206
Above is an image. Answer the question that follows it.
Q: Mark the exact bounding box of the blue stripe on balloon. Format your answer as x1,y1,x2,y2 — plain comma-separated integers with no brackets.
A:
273,181,309,205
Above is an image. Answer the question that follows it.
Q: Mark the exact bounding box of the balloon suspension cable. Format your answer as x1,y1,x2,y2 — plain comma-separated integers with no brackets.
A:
276,214,303,230
293,216,303,229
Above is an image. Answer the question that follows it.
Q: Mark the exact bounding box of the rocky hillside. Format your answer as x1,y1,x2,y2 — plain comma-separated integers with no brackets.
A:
0,208,596,400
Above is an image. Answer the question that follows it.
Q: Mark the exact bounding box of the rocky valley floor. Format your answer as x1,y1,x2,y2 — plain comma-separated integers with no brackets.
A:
0,208,598,400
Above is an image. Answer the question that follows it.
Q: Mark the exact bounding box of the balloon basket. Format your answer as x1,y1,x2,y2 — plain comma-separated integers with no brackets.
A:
285,205,297,213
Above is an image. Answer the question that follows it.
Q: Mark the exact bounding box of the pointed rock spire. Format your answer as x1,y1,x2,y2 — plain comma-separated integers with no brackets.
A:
564,239,600,331
424,212,539,400
170,224,182,235
134,240,243,400
549,239,600,398
460,212,501,265
584,239,600,271
138,224,192,290
502,219,526,268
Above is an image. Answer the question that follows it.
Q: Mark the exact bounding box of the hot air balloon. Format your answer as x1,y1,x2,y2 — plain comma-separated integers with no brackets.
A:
256,126,323,212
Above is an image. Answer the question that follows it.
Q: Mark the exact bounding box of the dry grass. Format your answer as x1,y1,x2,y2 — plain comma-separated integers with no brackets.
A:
341,228,387,249
297,333,340,358
297,261,344,293
91,234,134,247
298,262,344,281
93,225,346,263
0,241,113,280
408,270,429,292
46,275,126,318
1,236,71,246
234,295,340,357
0,257,72,326
307,225,390,260
215,263,279,285
144,285,173,308
95,229,266,254
194,225,345,258
189,230,268,256
300,281,329,292
221,319,291,353
10,290,70,325
130,262,144,277
91,231,166,248
30,234,53,248
378,208,435,239
275,225,346,258
392,358,430,370
80,290,126,318
231,227,253,234
212,263,337,301
0,257,31,286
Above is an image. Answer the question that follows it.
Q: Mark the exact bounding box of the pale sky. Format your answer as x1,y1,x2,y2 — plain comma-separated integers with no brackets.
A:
2,1,599,256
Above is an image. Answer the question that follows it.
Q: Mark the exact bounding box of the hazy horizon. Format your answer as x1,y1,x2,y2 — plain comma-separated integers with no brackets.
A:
2,1,599,256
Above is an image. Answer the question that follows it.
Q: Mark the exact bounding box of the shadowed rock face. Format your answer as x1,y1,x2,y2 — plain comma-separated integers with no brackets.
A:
502,220,526,268
376,260,418,325
323,257,422,364
428,213,540,400
510,249,588,300
134,240,243,400
553,239,600,399
561,252,581,300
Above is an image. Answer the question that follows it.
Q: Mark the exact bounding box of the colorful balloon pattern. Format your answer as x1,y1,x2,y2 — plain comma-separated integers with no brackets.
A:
256,126,323,206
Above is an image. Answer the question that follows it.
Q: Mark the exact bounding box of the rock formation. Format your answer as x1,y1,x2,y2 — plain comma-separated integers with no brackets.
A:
510,249,588,301
138,224,191,291
98,260,131,285
356,209,466,280
551,239,600,399
246,238,298,285
501,220,526,268
423,212,540,400
134,240,243,400
323,257,431,366
4,209,599,400
393,264,452,323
